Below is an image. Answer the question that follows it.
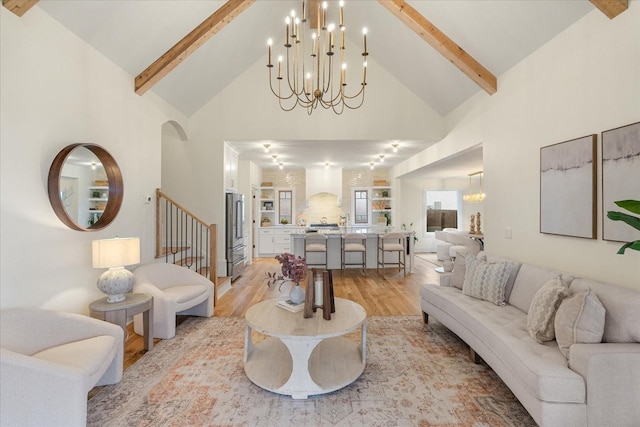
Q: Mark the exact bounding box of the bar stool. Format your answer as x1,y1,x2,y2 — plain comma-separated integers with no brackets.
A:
304,233,328,269
341,233,367,274
377,232,406,275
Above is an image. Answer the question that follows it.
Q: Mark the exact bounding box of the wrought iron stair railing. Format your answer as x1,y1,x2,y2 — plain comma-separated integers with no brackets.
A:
155,188,218,300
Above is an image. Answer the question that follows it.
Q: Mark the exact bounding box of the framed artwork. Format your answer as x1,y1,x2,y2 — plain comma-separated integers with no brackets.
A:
540,134,597,239
602,121,640,242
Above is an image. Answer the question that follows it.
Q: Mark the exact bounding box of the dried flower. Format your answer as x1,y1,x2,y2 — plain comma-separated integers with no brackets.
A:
266,253,307,290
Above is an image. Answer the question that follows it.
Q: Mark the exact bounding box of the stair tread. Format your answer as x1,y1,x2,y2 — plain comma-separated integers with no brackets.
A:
156,246,190,258
174,256,204,266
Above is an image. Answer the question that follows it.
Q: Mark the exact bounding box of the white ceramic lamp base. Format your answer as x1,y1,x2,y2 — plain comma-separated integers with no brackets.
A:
97,266,135,303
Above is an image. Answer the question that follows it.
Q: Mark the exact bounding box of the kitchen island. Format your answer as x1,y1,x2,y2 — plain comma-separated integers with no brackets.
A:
289,227,415,273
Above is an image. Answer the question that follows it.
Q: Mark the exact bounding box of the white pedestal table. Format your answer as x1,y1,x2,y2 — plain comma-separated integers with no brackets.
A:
244,297,366,399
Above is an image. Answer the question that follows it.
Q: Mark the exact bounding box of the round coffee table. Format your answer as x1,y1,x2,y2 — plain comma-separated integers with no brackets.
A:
244,297,366,399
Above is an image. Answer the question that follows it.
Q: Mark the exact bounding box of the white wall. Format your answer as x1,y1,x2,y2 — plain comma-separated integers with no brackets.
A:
175,43,446,267
394,5,640,290
0,7,186,313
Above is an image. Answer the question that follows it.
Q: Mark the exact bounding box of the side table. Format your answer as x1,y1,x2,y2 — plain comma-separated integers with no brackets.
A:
89,293,154,351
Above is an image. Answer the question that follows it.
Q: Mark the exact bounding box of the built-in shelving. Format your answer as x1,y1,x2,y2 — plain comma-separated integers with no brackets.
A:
371,186,392,224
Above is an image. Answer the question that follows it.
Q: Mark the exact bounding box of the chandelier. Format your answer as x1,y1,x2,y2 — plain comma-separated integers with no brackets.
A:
463,171,486,203
266,0,368,115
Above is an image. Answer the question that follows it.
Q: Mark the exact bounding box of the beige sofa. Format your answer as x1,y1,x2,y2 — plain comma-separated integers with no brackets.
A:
0,308,123,426
420,253,640,426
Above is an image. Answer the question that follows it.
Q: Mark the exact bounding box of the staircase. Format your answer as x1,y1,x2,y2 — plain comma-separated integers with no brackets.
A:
155,189,221,301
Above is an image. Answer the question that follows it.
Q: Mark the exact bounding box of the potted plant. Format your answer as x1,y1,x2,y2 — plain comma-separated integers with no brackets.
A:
261,217,272,227
402,222,419,254
607,200,640,254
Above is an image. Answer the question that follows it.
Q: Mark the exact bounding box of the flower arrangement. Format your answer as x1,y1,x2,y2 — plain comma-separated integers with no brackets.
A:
265,252,307,290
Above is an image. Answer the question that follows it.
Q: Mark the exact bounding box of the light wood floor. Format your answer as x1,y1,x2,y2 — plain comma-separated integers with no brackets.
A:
122,254,440,370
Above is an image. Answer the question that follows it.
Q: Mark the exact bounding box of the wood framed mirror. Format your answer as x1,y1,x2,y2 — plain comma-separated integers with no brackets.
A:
48,143,123,231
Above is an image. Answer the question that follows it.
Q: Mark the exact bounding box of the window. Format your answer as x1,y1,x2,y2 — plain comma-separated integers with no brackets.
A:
425,190,459,232
354,190,369,224
278,190,292,224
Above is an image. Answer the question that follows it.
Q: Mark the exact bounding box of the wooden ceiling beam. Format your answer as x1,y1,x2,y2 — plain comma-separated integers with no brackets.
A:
378,0,497,95
135,0,255,96
589,0,628,19
2,0,38,17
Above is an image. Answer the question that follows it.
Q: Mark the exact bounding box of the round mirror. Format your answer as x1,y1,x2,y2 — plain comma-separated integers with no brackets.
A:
48,144,123,231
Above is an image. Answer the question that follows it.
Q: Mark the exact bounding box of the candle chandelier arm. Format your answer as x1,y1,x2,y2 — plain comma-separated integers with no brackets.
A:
265,1,368,115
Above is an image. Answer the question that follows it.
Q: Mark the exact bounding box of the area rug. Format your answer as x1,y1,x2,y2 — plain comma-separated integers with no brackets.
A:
88,316,535,426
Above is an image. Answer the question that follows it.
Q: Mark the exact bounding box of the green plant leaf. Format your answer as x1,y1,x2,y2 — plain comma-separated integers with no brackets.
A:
617,240,640,254
607,211,640,231
615,200,640,215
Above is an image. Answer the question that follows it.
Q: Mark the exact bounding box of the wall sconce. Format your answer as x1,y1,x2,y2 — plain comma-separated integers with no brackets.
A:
325,162,330,169
272,154,278,162
92,237,140,303
279,162,284,170
392,143,399,153
379,154,385,162
369,162,375,170
263,143,271,152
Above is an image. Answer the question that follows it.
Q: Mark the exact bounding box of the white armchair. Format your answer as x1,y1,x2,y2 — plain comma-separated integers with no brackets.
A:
133,263,214,339
434,230,454,261
0,308,123,427
446,231,482,258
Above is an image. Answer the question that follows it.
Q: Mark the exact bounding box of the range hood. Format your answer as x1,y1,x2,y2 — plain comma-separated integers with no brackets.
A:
306,167,342,205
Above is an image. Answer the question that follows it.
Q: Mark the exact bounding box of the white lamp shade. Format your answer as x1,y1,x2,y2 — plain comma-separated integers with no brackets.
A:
92,237,140,268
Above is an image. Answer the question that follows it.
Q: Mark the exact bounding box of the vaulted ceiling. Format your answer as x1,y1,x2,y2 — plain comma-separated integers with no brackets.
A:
7,0,624,177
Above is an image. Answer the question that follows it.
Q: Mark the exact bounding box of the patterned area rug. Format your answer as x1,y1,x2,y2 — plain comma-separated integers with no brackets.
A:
88,316,535,426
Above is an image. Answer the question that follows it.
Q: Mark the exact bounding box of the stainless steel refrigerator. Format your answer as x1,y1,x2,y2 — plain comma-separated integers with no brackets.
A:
226,192,245,281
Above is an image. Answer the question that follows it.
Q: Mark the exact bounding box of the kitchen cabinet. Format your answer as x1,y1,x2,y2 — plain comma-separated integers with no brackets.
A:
259,228,275,255
224,144,239,191
258,226,297,256
273,228,292,254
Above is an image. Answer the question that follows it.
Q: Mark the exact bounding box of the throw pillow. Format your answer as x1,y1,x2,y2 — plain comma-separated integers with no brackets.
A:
450,250,477,289
526,277,569,343
554,289,606,358
462,255,512,305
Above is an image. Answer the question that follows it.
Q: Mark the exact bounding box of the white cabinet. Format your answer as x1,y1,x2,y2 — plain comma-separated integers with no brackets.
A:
259,228,275,255
372,186,392,225
274,229,292,254
224,144,239,191
258,227,296,256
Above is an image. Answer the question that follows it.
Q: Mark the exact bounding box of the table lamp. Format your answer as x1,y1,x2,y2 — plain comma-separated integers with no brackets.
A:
92,237,140,303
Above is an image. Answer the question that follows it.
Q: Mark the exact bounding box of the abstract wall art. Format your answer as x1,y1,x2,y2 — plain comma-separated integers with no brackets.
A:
540,135,597,239
602,121,640,242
